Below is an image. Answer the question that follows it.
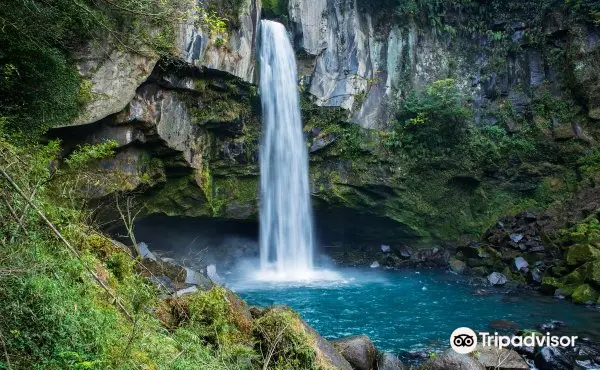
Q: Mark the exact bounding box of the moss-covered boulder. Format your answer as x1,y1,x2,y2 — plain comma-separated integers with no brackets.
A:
571,284,599,304
566,244,600,265
540,276,562,294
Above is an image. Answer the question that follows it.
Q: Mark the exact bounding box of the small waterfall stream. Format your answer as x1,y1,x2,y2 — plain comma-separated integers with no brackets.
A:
258,20,315,280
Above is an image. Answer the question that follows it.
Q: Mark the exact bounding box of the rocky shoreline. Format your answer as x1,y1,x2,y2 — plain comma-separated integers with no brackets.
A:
135,235,600,370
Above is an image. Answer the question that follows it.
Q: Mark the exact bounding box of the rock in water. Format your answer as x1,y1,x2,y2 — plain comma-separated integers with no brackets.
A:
332,335,378,370
422,349,485,370
471,345,528,369
370,261,380,268
378,353,406,370
534,347,574,370
449,258,467,274
487,272,508,285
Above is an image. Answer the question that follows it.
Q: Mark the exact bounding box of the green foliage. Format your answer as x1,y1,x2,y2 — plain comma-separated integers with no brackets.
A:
0,0,190,140
253,308,320,370
0,139,264,369
565,213,600,244
201,0,246,30
394,79,471,151
261,0,289,19
65,140,119,170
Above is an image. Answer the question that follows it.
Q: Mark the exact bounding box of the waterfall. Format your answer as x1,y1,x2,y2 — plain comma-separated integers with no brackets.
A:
258,20,315,279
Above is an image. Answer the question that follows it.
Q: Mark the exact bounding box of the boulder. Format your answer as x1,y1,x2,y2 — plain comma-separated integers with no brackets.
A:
371,261,381,268
297,321,353,370
72,45,157,126
571,284,599,304
421,349,485,370
514,257,529,272
566,244,600,265
378,353,406,370
381,245,392,253
449,258,467,274
332,335,378,370
488,272,508,286
470,345,528,369
534,347,574,370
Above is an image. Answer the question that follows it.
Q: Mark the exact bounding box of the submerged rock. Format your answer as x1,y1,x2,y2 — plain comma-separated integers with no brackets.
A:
487,272,508,286
332,335,378,370
421,349,485,370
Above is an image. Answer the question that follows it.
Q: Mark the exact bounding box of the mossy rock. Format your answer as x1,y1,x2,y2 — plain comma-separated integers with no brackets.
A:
561,267,587,285
586,259,600,286
571,284,599,304
540,276,562,294
566,244,600,265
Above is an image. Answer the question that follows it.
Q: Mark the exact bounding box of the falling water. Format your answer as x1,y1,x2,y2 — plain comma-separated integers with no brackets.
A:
258,20,315,280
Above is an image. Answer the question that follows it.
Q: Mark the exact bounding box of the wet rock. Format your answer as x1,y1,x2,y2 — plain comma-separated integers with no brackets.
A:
449,258,467,274
378,353,406,370
514,257,529,272
370,261,380,268
531,268,543,283
332,335,378,370
471,345,528,369
381,244,391,253
488,272,508,286
538,320,565,331
510,234,524,243
534,346,574,370
138,241,156,261
399,246,413,258
421,349,485,370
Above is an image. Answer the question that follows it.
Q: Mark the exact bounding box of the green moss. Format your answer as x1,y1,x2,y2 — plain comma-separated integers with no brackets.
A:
253,307,322,370
261,0,289,19
571,284,599,303
143,175,211,217
566,244,600,265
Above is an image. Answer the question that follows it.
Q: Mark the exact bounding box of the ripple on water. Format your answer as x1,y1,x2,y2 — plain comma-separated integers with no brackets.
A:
229,268,600,354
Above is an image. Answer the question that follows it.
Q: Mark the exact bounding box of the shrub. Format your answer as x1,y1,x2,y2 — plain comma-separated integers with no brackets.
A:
395,79,472,150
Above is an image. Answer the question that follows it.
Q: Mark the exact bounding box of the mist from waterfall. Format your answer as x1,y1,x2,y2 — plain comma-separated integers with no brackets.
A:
258,20,315,280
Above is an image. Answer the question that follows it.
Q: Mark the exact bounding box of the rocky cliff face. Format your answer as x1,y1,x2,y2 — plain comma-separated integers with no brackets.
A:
290,0,600,129
50,0,600,245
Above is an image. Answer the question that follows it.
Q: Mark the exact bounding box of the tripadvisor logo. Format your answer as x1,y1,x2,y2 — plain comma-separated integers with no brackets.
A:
450,327,578,354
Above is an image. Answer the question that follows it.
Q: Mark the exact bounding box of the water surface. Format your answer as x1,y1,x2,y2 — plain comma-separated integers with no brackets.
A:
229,269,600,354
